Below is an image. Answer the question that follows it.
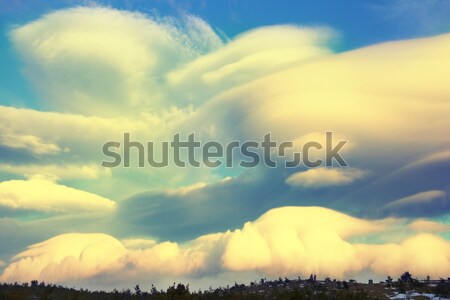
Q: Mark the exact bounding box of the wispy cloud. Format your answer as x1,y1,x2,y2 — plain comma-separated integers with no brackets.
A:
369,0,450,34
382,190,449,217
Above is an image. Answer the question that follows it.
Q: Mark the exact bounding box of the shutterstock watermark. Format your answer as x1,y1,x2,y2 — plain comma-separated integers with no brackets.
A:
101,132,348,168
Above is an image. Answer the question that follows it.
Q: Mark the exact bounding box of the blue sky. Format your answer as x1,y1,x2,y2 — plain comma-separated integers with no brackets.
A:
0,0,449,291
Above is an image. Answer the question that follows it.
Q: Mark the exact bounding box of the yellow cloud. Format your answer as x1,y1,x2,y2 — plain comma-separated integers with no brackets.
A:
0,177,116,213
0,105,155,153
221,207,383,277
356,234,450,277
1,207,448,284
167,25,335,104
9,10,450,198
0,233,126,282
10,7,337,118
408,219,450,233
185,33,450,156
0,132,61,155
10,7,222,116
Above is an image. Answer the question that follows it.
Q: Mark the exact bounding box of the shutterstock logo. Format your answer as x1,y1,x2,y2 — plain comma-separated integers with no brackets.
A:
101,132,348,168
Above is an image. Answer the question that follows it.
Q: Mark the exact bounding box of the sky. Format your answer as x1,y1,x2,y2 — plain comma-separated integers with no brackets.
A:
0,0,450,291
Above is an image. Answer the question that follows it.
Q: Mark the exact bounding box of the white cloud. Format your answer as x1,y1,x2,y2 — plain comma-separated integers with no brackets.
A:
286,168,365,188
0,177,116,213
1,207,448,285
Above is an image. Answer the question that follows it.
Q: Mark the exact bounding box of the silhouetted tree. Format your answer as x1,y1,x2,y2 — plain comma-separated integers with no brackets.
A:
400,271,413,282
343,281,349,290
134,284,141,296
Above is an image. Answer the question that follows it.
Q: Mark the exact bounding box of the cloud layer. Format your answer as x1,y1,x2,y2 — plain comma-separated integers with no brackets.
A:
1,207,449,287
10,7,223,116
0,5,449,290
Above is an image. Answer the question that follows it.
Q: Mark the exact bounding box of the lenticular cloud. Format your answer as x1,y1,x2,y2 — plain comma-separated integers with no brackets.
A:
1,207,449,287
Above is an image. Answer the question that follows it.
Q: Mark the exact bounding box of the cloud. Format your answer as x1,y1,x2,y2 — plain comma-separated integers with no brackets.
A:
164,182,207,196
370,0,450,34
385,190,446,208
2,6,450,289
329,150,450,218
1,207,449,286
121,238,157,250
0,105,155,159
166,25,335,104
10,6,334,116
0,233,126,282
382,190,449,217
401,150,450,170
0,177,116,213
4,9,340,200
8,8,450,205
356,233,450,278
0,105,183,198
10,7,222,116
164,32,450,218
116,154,448,242
0,209,127,264
286,168,365,188
0,163,111,180
221,206,383,277
116,171,282,241
0,132,61,155
408,219,450,233
183,33,450,155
